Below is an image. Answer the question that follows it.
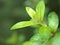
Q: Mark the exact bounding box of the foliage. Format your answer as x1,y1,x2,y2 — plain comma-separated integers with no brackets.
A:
11,0,59,45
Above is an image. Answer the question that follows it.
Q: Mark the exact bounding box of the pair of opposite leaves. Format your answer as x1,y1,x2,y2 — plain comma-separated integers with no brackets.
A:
11,0,59,32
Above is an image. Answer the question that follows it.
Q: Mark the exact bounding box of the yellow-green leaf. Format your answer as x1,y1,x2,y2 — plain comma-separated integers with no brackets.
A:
26,7,36,20
36,0,45,21
11,21,38,30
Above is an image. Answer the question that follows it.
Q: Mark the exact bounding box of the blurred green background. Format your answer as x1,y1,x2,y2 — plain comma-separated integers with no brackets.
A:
0,0,60,45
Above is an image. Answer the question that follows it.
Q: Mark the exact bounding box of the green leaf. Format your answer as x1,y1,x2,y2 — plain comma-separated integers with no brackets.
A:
30,33,42,42
36,0,45,21
23,41,35,45
50,32,60,45
42,32,60,45
48,12,59,32
30,27,52,45
23,41,40,45
39,26,51,42
42,40,52,45
11,21,38,30
26,7,36,20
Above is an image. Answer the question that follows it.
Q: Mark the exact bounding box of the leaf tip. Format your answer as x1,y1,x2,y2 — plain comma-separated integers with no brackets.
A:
10,26,15,30
10,25,17,30
26,7,29,11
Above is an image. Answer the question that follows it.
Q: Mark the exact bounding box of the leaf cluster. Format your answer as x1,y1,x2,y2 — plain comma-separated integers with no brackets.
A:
10,0,59,45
